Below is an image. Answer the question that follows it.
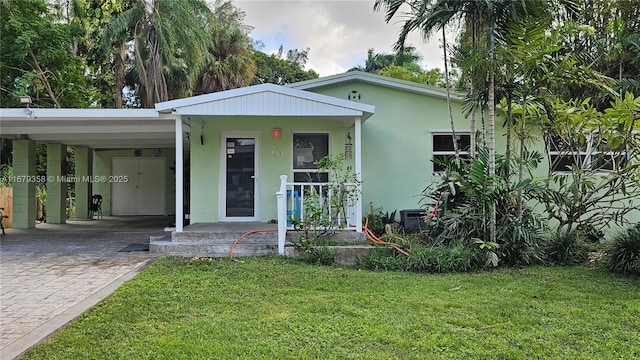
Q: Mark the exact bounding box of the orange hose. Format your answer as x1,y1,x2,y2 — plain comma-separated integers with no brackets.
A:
229,229,278,261
363,218,410,256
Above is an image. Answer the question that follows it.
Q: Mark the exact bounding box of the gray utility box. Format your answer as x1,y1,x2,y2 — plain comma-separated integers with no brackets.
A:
400,209,428,232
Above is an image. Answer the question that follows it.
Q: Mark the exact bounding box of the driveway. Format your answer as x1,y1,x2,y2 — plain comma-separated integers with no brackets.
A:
0,216,172,359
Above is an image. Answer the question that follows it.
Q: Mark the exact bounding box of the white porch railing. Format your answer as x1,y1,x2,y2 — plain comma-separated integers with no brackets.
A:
275,175,360,255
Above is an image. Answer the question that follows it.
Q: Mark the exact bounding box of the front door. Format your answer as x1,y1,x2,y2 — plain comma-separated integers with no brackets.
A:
220,133,259,221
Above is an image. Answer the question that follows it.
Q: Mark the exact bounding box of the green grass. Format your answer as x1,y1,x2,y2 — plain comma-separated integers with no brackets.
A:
24,257,640,359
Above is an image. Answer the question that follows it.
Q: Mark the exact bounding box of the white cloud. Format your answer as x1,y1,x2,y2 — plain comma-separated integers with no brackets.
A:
236,0,445,76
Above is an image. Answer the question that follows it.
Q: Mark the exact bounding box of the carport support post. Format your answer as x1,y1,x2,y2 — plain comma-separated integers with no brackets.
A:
175,116,184,232
12,139,37,228
74,147,92,219
46,144,67,223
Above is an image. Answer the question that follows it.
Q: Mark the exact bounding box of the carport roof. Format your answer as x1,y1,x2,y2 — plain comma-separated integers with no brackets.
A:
0,108,177,149
0,83,375,149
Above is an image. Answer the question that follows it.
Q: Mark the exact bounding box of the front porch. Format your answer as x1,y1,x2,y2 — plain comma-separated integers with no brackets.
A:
150,221,366,258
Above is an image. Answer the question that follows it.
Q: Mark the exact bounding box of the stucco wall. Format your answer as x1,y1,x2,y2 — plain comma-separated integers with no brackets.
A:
308,81,508,215
189,116,354,223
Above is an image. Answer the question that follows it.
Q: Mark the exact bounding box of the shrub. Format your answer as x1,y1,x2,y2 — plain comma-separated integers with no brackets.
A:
293,236,336,266
364,207,398,237
306,246,336,266
605,225,640,275
422,147,547,266
357,244,486,273
544,231,590,265
356,247,407,271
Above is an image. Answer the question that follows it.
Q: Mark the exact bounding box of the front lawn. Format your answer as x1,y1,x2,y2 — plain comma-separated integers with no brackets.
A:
24,257,640,359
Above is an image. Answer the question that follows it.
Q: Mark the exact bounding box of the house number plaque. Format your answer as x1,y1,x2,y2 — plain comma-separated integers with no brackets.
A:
270,146,283,158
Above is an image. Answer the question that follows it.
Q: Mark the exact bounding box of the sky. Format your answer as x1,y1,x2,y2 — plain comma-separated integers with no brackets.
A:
235,0,446,77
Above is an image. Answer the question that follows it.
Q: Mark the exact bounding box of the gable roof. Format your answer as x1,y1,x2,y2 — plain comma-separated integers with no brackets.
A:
289,71,465,102
155,83,375,120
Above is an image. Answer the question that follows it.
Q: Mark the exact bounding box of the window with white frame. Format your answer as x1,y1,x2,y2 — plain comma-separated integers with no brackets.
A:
292,133,329,182
548,133,627,173
432,132,471,172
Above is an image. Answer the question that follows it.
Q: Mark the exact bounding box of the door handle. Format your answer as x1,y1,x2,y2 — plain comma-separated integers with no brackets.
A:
250,175,256,179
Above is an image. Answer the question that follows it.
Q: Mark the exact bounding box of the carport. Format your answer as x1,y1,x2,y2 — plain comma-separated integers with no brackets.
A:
0,107,183,228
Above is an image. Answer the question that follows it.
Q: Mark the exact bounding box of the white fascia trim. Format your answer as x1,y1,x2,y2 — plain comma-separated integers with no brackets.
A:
0,108,160,120
290,71,465,102
429,128,471,133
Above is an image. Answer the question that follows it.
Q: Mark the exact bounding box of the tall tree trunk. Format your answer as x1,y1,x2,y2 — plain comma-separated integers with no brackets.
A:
517,107,527,225
469,18,479,159
480,106,486,147
619,60,623,100
134,24,150,107
488,70,497,243
470,87,477,158
505,91,513,179
442,27,459,163
114,41,126,109
146,25,168,107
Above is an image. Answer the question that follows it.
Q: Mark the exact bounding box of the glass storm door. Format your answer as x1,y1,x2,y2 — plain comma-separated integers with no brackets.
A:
224,137,256,218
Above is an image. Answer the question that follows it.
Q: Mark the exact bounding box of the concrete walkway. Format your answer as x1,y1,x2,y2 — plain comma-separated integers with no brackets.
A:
0,216,172,359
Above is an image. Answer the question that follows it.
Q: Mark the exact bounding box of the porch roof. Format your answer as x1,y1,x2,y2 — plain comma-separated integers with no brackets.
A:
155,83,375,120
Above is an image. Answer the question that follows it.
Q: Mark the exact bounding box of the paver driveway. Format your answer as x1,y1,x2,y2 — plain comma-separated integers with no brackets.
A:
0,216,171,359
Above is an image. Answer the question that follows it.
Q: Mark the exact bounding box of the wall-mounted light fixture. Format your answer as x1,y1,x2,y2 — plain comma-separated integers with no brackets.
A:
19,95,33,117
272,128,281,138
19,96,32,105
345,131,353,159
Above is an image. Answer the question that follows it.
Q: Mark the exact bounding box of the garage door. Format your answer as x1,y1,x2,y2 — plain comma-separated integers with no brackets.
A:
111,158,165,215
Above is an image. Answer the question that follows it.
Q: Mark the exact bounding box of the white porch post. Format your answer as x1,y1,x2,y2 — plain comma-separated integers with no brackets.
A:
355,117,363,233
276,175,288,255
175,116,184,232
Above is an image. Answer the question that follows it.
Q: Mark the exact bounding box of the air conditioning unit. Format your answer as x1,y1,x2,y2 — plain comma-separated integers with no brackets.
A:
400,209,428,232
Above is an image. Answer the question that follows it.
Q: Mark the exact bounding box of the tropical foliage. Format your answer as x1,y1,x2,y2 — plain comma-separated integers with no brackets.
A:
349,47,451,87
371,0,640,269
0,0,317,109
605,224,640,275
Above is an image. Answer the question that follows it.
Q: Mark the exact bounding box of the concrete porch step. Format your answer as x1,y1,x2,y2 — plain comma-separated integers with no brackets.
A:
151,221,367,258
150,239,279,257
171,230,278,243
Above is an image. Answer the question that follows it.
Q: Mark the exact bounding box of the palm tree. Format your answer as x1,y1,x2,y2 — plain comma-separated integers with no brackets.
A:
195,2,256,94
103,0,212,108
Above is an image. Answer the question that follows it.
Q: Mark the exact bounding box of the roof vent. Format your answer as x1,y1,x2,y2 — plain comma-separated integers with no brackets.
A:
348,90,361,102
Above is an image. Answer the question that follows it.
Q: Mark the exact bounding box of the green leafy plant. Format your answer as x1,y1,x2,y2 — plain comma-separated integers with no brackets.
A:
292,236,336,266
358,242,486,274
423,147,547,266
539,95,640,235
605,225,640,275
0,164,12,187
364,206,398,237
544,230,590,266
291,153,360,265
294,153,361,242
473,238,500,267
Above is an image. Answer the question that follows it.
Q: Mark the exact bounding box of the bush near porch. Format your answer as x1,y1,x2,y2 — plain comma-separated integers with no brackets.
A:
23,257,639,359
